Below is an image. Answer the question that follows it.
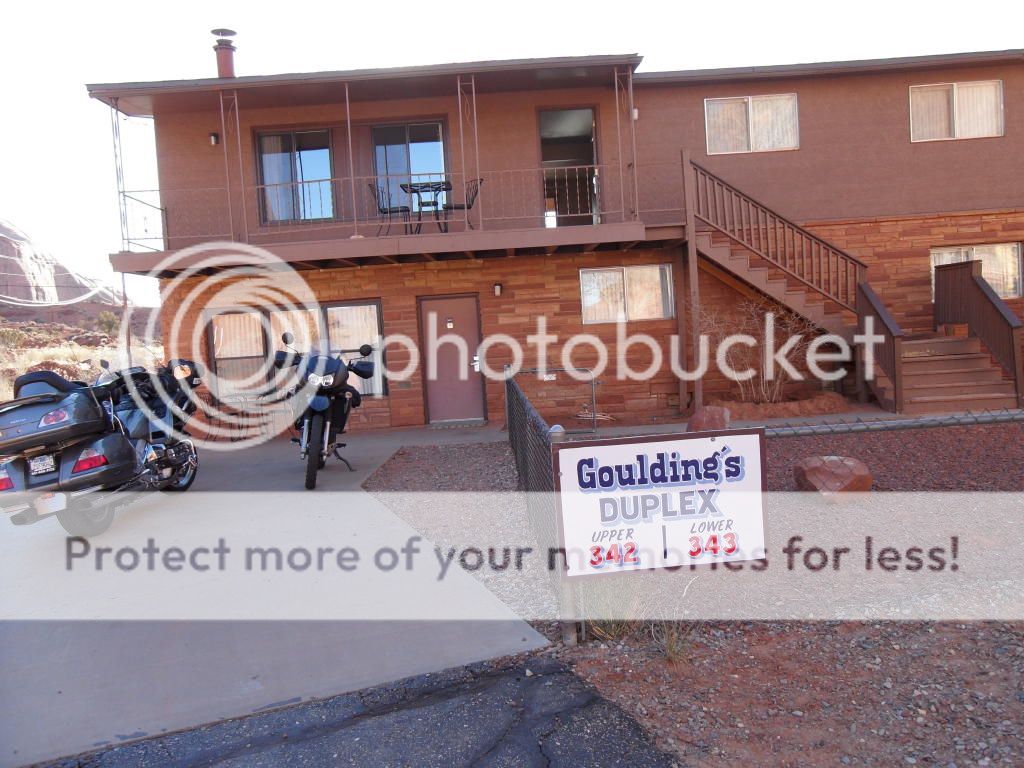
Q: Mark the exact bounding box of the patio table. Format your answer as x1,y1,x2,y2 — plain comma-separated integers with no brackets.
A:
400,180,452,233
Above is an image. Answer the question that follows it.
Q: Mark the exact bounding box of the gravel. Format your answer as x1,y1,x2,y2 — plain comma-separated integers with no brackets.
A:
364,423,1024,765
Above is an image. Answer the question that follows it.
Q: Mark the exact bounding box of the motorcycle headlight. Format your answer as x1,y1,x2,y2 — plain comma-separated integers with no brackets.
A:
308,374,334,387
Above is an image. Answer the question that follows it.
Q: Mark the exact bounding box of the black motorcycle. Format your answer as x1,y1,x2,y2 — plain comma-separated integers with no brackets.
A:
272,333,375,489
0,359,202,535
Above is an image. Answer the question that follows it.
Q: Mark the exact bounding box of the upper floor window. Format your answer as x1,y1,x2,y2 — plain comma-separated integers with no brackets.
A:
705,94,799,155
931,243,1022,300
910,81,1004,142
580,265,675,324
258,129,333,223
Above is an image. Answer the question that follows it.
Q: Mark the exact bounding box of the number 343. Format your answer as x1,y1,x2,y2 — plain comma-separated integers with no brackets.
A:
689,533,738,557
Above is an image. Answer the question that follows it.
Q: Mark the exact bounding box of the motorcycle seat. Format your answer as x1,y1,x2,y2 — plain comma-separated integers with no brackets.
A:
13,370,83,398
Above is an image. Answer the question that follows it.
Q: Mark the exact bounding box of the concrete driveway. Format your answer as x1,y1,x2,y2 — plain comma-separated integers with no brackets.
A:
0,425,547,767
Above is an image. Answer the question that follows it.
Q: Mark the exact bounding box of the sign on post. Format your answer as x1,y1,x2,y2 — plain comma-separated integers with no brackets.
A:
552,429,767,577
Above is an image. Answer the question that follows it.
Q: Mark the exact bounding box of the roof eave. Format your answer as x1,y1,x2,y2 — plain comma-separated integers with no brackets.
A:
634,49,1024,86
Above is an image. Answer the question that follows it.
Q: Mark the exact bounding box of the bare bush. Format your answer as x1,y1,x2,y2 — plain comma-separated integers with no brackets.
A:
691,297,822,404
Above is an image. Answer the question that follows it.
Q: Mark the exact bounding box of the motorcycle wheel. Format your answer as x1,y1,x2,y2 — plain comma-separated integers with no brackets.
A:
57,503,115,537
305,414,325,490
160,453,198,492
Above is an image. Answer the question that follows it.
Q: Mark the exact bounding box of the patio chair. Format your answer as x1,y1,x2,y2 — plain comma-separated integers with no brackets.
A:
368,183,412,236
442,178,484,230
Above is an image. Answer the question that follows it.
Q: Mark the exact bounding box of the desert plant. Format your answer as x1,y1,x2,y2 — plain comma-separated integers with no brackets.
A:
0,328,28,348
95,311,120,337
689,297,822,404
648,620,704,664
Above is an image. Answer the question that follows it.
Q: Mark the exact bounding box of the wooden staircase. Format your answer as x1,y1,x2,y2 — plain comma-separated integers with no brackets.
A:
696,230,858,341
869,335,1020,414
680,155,1024,414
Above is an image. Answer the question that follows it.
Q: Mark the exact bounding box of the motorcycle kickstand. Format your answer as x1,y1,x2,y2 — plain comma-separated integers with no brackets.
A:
332,448,354,472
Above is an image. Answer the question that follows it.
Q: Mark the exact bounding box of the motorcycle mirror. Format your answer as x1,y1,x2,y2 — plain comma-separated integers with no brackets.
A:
100,359,110,370
358,344,373,358
281,332,294,346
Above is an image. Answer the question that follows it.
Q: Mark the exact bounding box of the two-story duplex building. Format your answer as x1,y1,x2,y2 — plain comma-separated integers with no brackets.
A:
87,38,1024,427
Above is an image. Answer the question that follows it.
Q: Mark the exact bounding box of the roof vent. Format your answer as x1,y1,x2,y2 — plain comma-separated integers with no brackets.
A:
211,29,237,78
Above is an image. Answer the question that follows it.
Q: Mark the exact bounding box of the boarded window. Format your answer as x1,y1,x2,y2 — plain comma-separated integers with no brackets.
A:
911,81,1003,141
705,94,799,154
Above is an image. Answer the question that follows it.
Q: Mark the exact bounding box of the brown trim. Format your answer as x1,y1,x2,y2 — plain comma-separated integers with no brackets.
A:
802,206,1024,228
550,427,769,579
415,291,487,424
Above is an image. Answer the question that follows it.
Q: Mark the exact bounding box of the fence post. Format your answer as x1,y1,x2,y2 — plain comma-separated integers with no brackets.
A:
548,424,579,647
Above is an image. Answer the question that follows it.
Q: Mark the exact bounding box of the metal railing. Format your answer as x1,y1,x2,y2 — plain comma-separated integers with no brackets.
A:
934,261,1024,408
686,159,867,312
118,163,633,252
857,282,906,412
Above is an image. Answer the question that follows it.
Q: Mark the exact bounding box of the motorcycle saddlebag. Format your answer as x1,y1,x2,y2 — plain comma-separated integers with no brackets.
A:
0,390,108,455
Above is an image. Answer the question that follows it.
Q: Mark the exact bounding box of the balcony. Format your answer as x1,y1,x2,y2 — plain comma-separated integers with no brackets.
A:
112,163,685,273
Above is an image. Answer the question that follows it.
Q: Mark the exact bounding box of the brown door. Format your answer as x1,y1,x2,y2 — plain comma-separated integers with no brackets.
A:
419,295,486,423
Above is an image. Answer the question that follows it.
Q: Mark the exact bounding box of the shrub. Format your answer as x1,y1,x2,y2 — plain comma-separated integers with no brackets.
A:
95,311,120,337
0,328,28,348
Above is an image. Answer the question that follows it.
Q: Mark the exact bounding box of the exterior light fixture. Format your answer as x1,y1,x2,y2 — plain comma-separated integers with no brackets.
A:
632,107,639,120
209,132,220,146
493,283,503,297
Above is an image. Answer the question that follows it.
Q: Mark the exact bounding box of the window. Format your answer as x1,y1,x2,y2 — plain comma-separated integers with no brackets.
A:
208,302,387,397
210,311,267,397
580,265,674,324
372,123,445,212
930,243,1022,299
326,303,386,396
705,94,799,154
910,81,1004,141
258,130,333,222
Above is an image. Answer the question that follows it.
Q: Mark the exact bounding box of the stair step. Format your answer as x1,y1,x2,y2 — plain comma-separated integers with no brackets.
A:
901,353,994,372
901,392,1019,415
902,366,1005,384
902,337,981,357
902,381,1015,397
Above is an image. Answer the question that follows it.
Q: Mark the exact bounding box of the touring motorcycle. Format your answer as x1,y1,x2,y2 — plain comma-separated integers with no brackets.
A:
272,333,375,489
0,359,202,535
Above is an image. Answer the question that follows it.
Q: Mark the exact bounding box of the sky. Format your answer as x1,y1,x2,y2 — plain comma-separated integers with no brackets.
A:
1,0,1020,306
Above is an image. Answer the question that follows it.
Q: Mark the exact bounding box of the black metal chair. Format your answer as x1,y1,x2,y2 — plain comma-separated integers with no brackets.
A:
441,178,484,231
368,183,412,236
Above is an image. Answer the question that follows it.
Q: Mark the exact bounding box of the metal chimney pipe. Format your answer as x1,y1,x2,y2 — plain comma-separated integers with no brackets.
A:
211,28,237,78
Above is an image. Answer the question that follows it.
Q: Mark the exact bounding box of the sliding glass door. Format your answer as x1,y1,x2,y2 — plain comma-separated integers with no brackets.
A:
258,130,334,223
372,123,445,212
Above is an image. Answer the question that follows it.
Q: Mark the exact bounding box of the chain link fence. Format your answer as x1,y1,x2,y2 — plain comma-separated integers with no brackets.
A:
763,407,1024,438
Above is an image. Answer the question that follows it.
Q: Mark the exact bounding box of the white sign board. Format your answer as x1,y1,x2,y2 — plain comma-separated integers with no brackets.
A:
552,429,767,577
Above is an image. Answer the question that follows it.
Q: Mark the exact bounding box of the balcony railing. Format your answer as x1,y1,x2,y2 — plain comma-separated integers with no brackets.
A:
119,165,638,252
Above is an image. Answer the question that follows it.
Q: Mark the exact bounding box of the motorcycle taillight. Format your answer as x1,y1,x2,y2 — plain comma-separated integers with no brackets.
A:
0,462,13,491
39,408,70,427
72,449,108,474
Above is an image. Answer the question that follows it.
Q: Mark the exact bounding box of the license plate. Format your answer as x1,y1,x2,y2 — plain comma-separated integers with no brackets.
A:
34,492,67,515
29,454,56,475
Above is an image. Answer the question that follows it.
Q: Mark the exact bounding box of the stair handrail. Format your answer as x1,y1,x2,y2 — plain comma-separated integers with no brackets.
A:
934,261,1024,408
856,282,906,412
685,157,867,312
